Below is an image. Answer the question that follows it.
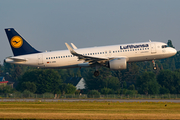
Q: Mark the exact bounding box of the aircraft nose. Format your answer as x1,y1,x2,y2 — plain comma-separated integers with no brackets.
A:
172,48,177,55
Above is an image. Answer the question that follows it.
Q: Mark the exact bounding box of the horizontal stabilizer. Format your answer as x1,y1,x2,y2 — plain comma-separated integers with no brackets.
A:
5,57,27,62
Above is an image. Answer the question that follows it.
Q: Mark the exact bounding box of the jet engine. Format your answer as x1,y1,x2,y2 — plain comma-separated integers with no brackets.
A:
108,58,127,70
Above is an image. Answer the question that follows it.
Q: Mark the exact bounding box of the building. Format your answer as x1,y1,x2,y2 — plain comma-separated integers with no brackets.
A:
0,77,8,87
65,77,86,90
0,76,14,88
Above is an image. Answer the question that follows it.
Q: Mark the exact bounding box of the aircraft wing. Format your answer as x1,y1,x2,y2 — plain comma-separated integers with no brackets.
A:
65,43,114,64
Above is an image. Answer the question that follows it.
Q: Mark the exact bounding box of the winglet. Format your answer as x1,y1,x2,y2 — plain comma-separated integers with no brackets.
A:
71,43,77,49
65,43,77,54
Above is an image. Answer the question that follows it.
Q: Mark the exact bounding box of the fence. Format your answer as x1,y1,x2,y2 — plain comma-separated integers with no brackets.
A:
0,93,180,99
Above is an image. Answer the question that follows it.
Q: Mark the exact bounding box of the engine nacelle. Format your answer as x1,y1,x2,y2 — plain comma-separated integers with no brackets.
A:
108,58,127,70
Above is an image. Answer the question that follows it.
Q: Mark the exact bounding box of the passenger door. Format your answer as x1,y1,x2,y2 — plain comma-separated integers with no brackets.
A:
151,44,156,54
38,54,43,65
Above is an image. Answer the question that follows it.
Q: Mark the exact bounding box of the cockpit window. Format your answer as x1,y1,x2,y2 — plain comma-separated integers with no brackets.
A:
162,45,168,48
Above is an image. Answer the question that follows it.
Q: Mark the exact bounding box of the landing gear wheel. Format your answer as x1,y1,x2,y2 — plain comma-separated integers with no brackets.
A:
153,66,157,70
94,71,100,77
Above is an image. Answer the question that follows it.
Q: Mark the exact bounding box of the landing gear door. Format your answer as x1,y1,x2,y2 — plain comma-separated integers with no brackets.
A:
151,44,156,54
38,54,43,65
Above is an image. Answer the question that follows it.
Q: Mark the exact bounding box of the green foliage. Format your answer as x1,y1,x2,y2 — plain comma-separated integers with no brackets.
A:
159,86,170,94
3,63,33,81
157,69,180,94
17,69,62,94
43,93,54,98
59,83,76,94
122,81,127,89
167,40,175,48
84,67,112,90
87,90,100,98
0,85,14,94
75,90,81,95
124,89,138,95
128,84,135,90
65,84,76,94
21,81,36,93
22,90,34,98
100,87,114,95
136,72,159,95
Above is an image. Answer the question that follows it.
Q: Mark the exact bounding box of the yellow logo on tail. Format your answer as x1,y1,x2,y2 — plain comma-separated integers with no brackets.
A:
11,36,23,48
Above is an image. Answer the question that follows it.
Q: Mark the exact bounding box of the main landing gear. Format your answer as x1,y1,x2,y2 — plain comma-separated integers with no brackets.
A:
94,65,100,77
94,70,100,77
152,60,157,70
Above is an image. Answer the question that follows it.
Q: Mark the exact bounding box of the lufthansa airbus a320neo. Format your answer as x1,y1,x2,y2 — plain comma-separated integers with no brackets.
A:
4,28,177,76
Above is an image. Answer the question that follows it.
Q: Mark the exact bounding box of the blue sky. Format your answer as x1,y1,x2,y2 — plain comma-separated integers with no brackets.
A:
0,0,180,64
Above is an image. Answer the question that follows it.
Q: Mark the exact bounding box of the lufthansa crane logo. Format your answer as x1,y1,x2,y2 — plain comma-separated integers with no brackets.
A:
11,36,23,48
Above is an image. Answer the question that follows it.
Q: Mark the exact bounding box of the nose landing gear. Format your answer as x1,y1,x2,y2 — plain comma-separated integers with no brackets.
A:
152,60,157,70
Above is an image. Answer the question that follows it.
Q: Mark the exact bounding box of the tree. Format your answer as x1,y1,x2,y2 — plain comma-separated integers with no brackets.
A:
102,76,120,91
0,85,14,94
128,84,135,90
167,40,175,48
136,72,159,95
84,67,112,90
101,87,114,94
157,70,176,94
87,90,100,98
59,83,76,94
17,69,62,94
21,81,36,93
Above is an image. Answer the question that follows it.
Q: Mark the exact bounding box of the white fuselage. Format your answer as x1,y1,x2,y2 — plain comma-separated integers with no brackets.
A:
5,41,177,68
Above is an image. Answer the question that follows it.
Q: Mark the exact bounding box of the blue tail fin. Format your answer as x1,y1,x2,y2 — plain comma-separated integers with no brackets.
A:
5,28,40,56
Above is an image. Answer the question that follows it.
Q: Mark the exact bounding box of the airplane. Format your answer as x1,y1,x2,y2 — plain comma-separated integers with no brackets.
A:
4,28,177,77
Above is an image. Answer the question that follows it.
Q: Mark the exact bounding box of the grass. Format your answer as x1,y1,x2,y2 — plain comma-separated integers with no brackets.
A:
0,101,180,119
